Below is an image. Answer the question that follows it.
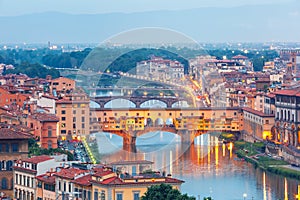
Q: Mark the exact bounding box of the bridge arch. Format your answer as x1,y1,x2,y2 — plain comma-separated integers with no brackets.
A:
172,101,190,108
166,118,173,126
90,100,101,108
154,118,164,126
140,99,167,108
104,99,136,108
145,118,154,127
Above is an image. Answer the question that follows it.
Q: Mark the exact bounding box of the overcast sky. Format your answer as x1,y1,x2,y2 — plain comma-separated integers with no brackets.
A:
0,0,294,16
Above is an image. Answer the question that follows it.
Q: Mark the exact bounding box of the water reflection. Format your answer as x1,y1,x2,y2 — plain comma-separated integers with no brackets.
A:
95,132,300,200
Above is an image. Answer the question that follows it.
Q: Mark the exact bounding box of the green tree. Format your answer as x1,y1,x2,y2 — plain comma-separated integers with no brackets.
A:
141,183,195,200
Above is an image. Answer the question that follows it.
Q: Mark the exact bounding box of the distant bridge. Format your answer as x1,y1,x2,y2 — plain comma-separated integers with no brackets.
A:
90,95,194,108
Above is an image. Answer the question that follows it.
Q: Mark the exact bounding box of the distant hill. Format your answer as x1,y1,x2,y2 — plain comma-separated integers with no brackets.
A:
1,2,300,43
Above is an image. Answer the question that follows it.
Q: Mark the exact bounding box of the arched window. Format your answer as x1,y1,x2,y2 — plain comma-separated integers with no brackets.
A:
48,140,53,149
1,178,7,189
48,126,52,137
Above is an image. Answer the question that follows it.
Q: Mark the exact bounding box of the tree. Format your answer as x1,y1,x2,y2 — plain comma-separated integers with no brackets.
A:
141,183,196,200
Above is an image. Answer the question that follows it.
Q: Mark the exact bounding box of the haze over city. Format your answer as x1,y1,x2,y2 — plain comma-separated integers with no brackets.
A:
0,0,300,43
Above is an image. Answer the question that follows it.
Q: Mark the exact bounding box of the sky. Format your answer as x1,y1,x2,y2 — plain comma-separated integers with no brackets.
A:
0,0,295,16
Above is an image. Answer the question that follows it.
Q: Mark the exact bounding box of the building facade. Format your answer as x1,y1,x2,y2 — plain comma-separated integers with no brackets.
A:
273,89,300,147
0,128,31,199
55,92,90,140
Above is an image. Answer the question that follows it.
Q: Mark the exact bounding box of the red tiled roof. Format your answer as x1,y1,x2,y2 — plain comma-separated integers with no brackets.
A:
36,174,56,185
30,113,59,122
54,168,88,180
71,174,92,186
92,176,184,186
23,155,53,164
0,128,32,140
93,170,114,178
242,107,274,117
274,89,300,96
110,160,154,165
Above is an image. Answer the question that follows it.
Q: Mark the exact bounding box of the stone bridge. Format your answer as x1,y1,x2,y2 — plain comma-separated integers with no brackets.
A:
91,95,194,108
93,126,219,147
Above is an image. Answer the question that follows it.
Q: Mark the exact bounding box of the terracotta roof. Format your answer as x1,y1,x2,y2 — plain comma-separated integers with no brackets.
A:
242,107,274,117
71,174,92,186
110,160,154,165
274,89,300,96
92,176,184,186
23,155,53,164
30,113,59,122
36,173,56,185
93,170,114,178
0,128,32,140
54,168,88,180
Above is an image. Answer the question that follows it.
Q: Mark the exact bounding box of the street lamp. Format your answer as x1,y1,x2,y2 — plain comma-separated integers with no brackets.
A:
243,193,247,200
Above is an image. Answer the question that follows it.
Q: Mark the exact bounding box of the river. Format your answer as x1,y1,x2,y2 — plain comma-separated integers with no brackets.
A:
94,131,300,200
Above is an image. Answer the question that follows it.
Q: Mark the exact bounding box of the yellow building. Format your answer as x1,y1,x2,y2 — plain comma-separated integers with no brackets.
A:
93,108,243,133
55,91,90,140
243,107,275,141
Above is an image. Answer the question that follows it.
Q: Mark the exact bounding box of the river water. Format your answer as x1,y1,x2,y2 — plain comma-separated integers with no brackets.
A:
94,132,300,200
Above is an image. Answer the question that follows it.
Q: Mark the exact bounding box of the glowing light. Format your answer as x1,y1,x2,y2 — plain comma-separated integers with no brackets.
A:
295,185,300,200
215,145,219,168
263,172,267,200
222,143,226,157
169,150,173,175
284,178,288,200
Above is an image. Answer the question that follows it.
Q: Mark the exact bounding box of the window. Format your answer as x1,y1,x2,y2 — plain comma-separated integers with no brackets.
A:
6,144,9,152
61,130,66,134
82,110,85,114
94,189,99,200
48,126,52,137
62,117,66,121
1,178,7,189
82,124,85,129
73,117,76,122
61,110,66,114
73,124,76,129
0,144,2,152
15,174,18,185
133,192,140,200
265,120,269,124
48,140,53,149
27,176,30,187
73,110,76,114
100,191,105,200
58,181,61,190
61,123,66,128
37,181,42,188
82,117,85,122
116,193,123,200
12,143,19,152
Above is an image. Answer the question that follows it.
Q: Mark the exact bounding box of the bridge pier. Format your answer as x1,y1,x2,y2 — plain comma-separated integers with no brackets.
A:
123,135,136,146
178,130,195,145
123,135,137,152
